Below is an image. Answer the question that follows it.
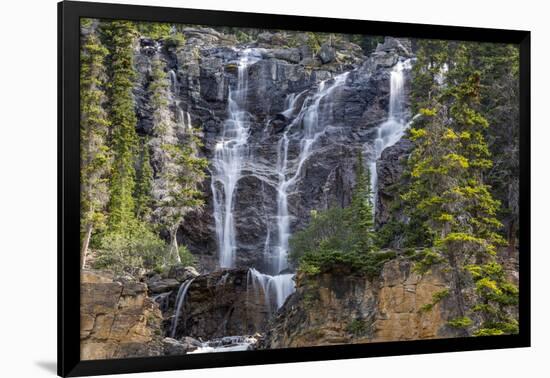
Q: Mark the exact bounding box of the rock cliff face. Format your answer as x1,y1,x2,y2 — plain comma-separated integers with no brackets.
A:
80,270,164,360
132,31,412,271
262,257,464,348
168,269,270,340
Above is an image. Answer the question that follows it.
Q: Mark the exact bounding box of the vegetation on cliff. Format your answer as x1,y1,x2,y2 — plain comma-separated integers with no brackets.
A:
400,41,519,335
79,20,206,275
78,17,520,348
290,154,394,277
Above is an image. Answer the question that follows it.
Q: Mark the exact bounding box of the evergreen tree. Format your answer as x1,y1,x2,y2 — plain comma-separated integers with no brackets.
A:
350,152,375,254
134,139,154,220
403,43,518,335
80,23,111,268
148,55,207,264
103,20,139,234
289,152,385,277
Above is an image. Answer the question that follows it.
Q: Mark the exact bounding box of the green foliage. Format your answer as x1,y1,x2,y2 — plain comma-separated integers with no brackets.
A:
178,245,197,267
448,316,473,329
102,20,140,234
80,19,206,276
402,40,519,336
134,141,154,220
80,24,111,265
94,223,166,275
305,32,323,55
420,288,450,312
346,319,369,336
289,206,356,265
163,32,186,48
136,22,172,39
291,154,387,277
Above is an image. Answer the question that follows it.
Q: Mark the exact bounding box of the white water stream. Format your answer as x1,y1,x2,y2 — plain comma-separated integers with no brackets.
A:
368,59,412,206
171,53,411,353
211,49,261,268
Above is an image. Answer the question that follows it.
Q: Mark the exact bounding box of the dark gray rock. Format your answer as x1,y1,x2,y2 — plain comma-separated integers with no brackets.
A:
130,26,413,271
375,37,413,57
148,278,181,294
318,43,336,64
376,138,413,227
166,265,200,282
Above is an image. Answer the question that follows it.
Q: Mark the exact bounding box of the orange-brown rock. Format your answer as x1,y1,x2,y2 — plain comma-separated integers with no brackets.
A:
263,257,463,349
80,270,164,360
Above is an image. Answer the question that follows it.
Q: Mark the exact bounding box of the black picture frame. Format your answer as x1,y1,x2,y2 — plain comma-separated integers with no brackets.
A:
58,1,531,376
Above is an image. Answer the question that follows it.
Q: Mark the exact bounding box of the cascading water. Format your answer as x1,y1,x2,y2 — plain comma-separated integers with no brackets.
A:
247,268,295,312
161,50,412,352
272,73,349,275
170,278,195,338
368,59,412,206
169,69,192,131
211,49,260,268
244,73,350,313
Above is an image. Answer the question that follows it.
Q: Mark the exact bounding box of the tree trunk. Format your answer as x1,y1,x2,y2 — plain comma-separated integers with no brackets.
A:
81,223,93,269
170,228,181,264
448,251,470,337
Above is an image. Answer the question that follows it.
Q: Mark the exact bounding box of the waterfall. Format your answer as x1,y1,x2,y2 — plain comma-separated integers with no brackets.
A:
368,59,412,206
170,278,195,338
244,73,350,313
247,268,296,311
169,68,193,132
272,73,350,275
211,49,260,268
152,291,172,313
189,335,259,354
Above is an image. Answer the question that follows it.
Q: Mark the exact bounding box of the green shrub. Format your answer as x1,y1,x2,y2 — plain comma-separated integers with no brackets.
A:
163,32,185,48
346,319,369,336
447,316,473,329
94,224,166,275
178,245,197,267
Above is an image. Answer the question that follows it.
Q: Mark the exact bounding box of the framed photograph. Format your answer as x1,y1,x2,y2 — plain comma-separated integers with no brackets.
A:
58,1,530,376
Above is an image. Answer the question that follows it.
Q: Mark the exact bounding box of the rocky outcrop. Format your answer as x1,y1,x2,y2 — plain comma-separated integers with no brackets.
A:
376,138,413,227
262,257,464,348
80,270,164,360
168,269,270,340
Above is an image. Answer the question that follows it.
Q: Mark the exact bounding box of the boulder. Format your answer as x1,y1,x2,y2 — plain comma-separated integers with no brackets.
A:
162,337,201,355
166,265,200,282
375,37,413,57
148,278,181,294
318,43,336,64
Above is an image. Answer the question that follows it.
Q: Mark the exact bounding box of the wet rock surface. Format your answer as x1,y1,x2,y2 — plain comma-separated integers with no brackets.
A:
131,33,410,270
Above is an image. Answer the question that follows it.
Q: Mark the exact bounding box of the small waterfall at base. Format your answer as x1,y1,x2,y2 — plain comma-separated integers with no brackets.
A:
368,59,412,207
247,268,296,311
188,335,260,354
170,278,195,338
211,49,261,269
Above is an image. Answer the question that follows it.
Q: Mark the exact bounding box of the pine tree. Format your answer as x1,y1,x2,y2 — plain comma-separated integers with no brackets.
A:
148,55,207,265
134,139,154,220
403,43,518,335
103,20,139,234
350,152,375,255
80,23,111,268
